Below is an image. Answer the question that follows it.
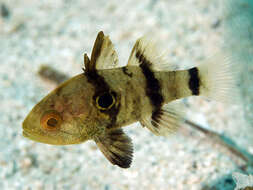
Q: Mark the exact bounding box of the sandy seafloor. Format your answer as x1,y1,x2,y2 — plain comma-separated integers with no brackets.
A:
0,0,253,190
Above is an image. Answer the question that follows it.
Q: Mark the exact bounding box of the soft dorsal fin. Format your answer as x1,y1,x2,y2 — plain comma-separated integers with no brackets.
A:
95,129,133,168
85,31,118,72
127,36,173,70
140,103,185,136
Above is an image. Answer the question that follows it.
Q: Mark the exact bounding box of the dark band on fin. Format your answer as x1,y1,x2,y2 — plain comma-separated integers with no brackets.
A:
95,129,133,168
136,50,164,124
151,110,162,129
188,67,200,95
89,31,104,72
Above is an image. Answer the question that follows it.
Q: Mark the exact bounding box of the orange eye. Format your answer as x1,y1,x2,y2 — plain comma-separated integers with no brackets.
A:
40,111,62,131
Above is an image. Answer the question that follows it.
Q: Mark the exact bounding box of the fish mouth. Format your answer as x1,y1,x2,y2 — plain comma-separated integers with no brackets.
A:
22,128,48,142
22,129,84,145
22,130,37,141
22,130,54,144
22,130,30,138
22,129,47,143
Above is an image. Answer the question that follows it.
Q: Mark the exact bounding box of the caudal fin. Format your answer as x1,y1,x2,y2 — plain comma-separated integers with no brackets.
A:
197,53,241,104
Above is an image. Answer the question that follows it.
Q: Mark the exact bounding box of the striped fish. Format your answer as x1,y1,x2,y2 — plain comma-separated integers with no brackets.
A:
22,31,237,168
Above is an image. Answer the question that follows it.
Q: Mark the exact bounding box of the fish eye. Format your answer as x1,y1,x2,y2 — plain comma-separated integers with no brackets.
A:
96,92,116,110
40,111,62,131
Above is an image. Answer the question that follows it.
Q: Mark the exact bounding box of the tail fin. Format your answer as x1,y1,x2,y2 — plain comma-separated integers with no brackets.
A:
197,53,241,104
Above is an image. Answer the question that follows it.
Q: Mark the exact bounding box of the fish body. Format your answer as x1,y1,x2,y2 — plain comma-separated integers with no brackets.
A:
23,31,237,168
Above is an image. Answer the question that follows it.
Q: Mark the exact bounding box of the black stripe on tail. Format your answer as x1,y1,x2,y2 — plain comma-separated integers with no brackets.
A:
188,67,200,95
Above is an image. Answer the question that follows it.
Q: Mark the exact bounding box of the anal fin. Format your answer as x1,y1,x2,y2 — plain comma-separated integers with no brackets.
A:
140,103,185,136
95,129,133,168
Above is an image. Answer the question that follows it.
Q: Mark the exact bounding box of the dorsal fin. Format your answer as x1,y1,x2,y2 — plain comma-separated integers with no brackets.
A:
85,31,118,72
127,36,173,70
83,53,91,72
95,129,133,168
140,102,185,136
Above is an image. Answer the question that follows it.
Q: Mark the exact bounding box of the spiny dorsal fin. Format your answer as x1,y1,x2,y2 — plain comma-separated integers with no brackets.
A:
95,129,133,168
83,53,91,72
127,36,173,70
140,103,185,136
86,31,118,72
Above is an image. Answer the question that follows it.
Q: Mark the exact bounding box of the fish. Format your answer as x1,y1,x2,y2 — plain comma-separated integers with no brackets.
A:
22,31,238,168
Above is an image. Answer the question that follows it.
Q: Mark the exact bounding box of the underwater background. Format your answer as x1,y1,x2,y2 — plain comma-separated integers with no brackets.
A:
0,0,253,189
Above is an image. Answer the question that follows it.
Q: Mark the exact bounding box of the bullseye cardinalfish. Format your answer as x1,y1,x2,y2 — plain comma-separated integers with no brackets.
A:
22,31,237,168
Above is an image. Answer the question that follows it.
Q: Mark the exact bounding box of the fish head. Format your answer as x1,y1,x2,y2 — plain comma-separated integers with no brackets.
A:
22,74,94,145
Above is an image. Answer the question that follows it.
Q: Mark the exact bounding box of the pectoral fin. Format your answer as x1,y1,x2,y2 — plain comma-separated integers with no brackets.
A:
95,129,133,168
